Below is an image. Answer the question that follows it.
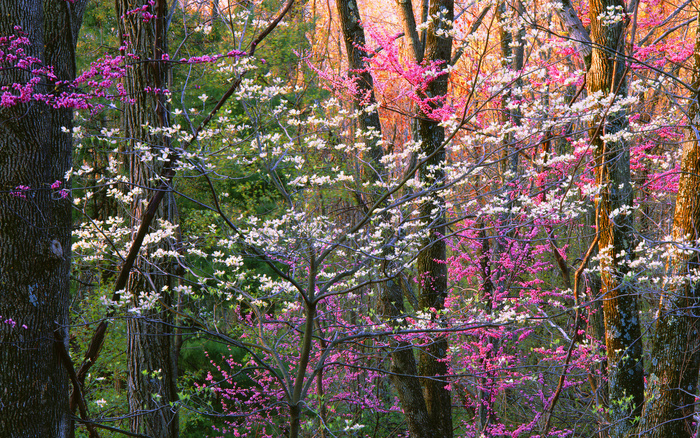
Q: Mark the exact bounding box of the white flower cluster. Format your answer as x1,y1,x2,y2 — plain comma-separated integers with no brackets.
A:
597,5,626,27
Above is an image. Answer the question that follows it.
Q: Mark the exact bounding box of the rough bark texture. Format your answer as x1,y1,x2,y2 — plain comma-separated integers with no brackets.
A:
587,1,644,437
0,1,86,436
415,0,454,435
116,1,179,436
640,10,700,438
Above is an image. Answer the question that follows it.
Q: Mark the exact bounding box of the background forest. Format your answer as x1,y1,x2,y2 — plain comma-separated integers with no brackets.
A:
1,0,699,437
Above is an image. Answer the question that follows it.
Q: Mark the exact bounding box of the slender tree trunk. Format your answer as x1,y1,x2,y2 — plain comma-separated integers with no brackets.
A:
475,7,524,431
336,1,436,435
336,1,446,435
587,1,644,436
210,0,219,21
116,1,179,437
640,9,700,438
0,1,86,436
335,0,383,167
395,0,423,62
289,298,317,438
337,0,454,432
476,223,496,432
497,0,524,181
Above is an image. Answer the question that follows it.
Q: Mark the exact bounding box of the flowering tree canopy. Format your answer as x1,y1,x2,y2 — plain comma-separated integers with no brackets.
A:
2,0,700,438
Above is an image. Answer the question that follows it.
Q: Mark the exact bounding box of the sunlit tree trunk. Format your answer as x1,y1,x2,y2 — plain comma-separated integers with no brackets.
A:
640,9,700,438
0,1,86,436
335,0,383,170
587,1,644,436
116,0,179,437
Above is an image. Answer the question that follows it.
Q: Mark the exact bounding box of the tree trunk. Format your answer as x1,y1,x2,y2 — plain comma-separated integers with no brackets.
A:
335,0,383,167
395,0,423,62
336,1,436,436
116,1,179,437
337,0,454,432
380,275,435,438
587,1,644,437
0,1,86,436
476,223,496,432
640,9,700,438
415,0,454,435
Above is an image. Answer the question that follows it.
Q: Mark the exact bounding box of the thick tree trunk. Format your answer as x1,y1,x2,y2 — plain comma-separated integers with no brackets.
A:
380,276,435,438
415,0,454,435
587,1,644,437
116,1,179,437
640,10,700,438
0,1,86,436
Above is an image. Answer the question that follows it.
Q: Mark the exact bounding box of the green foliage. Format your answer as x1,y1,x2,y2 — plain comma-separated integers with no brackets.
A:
76,0,119,71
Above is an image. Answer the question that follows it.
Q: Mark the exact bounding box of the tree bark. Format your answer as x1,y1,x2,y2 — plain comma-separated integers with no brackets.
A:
555,0,593,63
395,0,423,63
0,1,86,436
640,9,700,438
335,0,383,166
116,1,179,437
587,1,644,437
380,275,435,438
415,0,454,435
476,223,496,432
